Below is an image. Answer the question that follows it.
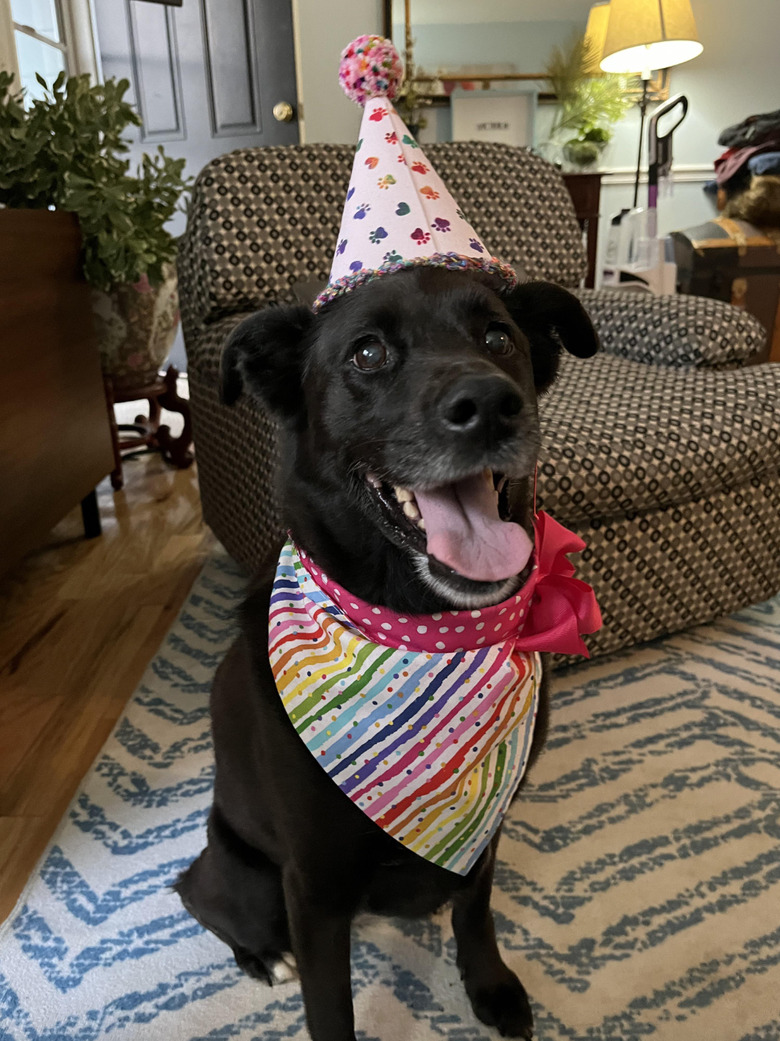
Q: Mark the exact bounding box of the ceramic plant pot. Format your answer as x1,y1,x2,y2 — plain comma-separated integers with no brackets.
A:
92,263,180,392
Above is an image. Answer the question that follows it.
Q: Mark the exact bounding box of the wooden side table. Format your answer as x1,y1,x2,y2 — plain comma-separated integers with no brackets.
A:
104,365,194,490
562,172,602,288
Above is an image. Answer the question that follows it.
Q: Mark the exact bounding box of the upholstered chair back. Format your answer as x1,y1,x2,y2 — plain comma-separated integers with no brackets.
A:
178,141,586,342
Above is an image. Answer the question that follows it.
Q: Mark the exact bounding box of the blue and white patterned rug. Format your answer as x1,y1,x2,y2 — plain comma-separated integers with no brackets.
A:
1,548,779,1041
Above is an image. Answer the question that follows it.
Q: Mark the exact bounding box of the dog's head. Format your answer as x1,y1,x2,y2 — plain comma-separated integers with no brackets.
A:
222,267,598,610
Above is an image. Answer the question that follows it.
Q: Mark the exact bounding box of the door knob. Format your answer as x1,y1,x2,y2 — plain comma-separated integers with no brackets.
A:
273,101,295,123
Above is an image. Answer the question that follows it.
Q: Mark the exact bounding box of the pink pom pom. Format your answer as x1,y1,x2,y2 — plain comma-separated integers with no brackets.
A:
338,35,403,106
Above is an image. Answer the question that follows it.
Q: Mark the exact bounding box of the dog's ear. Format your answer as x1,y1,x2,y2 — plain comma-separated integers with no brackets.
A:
502,281,600,393
220,304,316,419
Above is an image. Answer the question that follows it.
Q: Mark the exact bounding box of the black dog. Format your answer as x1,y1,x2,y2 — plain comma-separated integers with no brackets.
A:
176,267,598,1041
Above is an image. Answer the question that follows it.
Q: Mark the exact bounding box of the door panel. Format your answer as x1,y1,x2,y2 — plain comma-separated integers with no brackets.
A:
94,0,299,368
202,0,263,136
128,2,184,140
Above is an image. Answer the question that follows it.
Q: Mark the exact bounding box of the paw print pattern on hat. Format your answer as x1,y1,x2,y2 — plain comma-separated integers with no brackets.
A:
314,34,517,311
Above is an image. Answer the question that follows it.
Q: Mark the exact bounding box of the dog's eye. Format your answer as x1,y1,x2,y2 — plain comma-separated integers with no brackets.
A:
352,339,388,371
484,325,513,355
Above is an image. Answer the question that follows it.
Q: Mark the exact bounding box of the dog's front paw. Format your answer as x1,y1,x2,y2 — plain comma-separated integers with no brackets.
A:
465,968,534,1039
233,945,298,986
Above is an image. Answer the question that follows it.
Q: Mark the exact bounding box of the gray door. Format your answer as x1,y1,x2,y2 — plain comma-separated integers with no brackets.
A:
94,0,299,368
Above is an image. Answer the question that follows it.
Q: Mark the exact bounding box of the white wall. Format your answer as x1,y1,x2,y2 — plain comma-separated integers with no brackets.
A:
292,0,383,144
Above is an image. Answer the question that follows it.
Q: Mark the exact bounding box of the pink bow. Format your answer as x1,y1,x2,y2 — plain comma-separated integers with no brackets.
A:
513,511,602,657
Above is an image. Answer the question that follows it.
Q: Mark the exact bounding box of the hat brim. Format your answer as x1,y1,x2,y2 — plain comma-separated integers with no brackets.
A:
313,253,518,312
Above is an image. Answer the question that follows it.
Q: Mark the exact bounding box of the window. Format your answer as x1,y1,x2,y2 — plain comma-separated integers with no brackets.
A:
12,0,68,99
0,0,100,95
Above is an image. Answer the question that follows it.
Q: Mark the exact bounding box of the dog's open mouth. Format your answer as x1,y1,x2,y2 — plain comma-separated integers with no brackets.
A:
366,468,533,584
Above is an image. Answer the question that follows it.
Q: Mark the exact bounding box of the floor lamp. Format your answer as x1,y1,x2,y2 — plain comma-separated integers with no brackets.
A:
598,0,703,207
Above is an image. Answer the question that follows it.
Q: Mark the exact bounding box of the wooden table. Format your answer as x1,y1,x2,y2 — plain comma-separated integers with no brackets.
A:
562,172,602,289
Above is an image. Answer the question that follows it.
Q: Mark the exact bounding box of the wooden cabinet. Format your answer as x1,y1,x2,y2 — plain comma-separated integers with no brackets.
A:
0,210,114,577
562,172,602,289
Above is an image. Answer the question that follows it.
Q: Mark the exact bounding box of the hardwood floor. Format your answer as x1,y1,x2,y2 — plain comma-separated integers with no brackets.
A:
0,451,214,923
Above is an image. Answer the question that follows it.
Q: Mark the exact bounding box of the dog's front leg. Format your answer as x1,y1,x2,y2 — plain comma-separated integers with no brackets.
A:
283,866,356,1041
452,835,534,1039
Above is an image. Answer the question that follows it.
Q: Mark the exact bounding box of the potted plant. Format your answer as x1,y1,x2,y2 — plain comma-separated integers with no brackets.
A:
543,36,631,170
0,70,190,392
396,60,437,139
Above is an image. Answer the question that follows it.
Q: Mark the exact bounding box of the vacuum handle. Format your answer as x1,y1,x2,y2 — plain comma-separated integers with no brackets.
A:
648,93,688,206
648,94,689,169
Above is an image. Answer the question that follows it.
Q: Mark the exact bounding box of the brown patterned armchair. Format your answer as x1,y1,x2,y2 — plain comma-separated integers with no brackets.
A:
178,142,780,662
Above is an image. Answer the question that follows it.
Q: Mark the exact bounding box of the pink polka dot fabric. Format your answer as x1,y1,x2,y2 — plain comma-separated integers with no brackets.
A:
297,509,602,659
297,545,534,654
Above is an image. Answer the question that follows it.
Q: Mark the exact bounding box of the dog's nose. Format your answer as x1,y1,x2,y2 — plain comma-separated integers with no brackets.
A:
439,374,523,438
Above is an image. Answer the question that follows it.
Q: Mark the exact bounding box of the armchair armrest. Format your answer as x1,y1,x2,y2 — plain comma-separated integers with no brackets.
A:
578,288,766,369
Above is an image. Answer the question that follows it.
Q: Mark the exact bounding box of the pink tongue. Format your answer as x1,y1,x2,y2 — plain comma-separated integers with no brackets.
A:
413,473,533,583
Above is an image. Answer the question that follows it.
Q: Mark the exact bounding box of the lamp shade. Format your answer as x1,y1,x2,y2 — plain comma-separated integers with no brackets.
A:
600,0,703,74
583,3,610,75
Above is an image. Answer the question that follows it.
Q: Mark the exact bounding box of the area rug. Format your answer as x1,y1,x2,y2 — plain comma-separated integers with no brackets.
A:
1,548,779,1041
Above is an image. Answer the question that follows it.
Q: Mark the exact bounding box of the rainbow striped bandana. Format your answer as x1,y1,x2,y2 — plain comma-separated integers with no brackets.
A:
269,539,542,876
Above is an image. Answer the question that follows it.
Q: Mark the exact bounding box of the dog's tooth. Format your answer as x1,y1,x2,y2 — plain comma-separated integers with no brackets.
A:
403,500,420,520
418,517,426,531
367,473,381,489
395,486,413,503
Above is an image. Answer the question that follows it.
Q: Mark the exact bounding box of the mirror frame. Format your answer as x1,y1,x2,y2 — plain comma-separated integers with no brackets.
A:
380,0,669,102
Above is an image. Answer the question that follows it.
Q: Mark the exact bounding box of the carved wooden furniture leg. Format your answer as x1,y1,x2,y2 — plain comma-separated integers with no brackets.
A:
132,395,163,438
103,366,194,475
80,489,102,538
156,365,194,470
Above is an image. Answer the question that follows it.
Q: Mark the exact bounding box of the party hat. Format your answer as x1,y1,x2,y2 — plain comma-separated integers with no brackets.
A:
313,35,518,311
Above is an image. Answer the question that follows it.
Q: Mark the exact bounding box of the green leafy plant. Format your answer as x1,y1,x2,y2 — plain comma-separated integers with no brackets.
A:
395,62,434,134
0,70,190,291
395,32,436,136
544,34,631,166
